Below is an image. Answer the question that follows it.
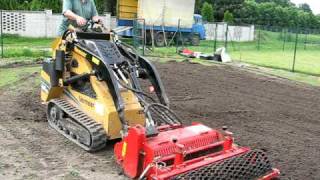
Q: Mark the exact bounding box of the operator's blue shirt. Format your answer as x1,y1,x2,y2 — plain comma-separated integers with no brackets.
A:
58,0,98,35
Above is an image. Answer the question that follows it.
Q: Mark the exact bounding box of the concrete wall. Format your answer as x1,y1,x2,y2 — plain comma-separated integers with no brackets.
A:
0,10,115,38
205,23,255,42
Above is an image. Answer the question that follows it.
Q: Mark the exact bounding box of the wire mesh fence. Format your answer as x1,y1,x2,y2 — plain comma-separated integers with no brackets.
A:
1,12,320,76
233,25,320,75
131,20,320,76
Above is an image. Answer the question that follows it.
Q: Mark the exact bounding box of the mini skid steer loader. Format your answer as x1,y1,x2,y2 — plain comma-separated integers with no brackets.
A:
41,21,280,179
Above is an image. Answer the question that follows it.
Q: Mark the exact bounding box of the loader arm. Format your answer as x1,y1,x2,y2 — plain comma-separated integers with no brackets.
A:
117,44,170,106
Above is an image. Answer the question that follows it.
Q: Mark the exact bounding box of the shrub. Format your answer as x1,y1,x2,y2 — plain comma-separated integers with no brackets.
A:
201,2,214,22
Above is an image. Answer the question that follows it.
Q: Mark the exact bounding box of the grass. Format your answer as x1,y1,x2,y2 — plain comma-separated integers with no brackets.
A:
264,67,320,87
0,66,41,87
1,32,320,86
232,50,320,75
146,30,320,76
0,34,53,58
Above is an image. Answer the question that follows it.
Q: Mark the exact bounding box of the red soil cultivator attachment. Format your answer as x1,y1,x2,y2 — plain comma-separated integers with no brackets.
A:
114,123,280,180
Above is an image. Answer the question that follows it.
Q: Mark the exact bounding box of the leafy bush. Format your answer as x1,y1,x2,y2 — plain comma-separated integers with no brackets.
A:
224,11,234,24
22,48,33,57
201,2,214,22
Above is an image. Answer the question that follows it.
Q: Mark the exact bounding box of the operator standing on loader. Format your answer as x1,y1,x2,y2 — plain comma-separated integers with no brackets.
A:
58,0,101,36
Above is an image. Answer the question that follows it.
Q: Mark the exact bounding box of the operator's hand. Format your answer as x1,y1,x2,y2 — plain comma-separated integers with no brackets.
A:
76,16,87,26
92,16,102,24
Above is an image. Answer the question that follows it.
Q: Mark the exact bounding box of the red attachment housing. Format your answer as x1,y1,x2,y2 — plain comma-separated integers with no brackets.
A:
114,123,280,180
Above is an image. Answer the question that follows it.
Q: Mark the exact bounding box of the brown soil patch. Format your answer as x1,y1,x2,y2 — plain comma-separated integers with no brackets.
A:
0,61,319,179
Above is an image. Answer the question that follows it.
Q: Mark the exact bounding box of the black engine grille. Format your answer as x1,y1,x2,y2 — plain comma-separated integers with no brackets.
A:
173,150,273,180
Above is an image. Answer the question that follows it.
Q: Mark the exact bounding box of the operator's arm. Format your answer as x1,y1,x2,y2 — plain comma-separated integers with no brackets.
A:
62,0,87,26
64,10,87,26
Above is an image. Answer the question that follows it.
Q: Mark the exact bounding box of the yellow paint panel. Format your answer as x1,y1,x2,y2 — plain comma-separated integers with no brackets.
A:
41,71,63,102
51,38,63,58
74,47,87,58
118,0,138,19
119,6,137,13
72,50,92,74
119,0,138,7
92,57,100,65
119,13,137,19
41,91,49,102
51,38,62,50
122,142,127,157
41,71,50,83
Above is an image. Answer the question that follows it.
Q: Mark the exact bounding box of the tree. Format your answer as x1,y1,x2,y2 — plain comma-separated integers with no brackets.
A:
212,0,245,22
29,0,43,11
195,0,203,14
201,2,214,22
255,0,293,7
0,0,19,10
95,0,107,14
299,3,312,13
238,0,320,29
28,0,62,13
106,0,117,16
223,10,234,24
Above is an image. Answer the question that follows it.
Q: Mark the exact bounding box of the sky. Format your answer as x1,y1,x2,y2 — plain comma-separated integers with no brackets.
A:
291,0,320,14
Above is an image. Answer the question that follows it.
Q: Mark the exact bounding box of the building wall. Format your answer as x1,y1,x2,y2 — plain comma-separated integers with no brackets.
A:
0,10,115,38
205,23,255,42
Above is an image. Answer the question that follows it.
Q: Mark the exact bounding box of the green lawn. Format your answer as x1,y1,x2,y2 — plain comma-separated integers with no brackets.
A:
2,31,319,75
263,67,320,87
1,31,320,86
0,35,53,58
0,66,41,87
148,30,320,75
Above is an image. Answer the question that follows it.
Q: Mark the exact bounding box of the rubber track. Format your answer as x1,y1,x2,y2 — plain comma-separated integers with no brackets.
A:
49,99,107,152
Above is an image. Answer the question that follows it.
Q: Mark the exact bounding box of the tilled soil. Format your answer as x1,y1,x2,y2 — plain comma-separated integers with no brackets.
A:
0,61,319,179
0,72,124,180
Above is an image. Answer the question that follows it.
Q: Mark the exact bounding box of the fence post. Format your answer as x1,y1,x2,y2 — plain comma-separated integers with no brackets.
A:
151,24,155,51
214,23,218,52
257,27,261,50
142,19,146,56
292,30,299,72
176,19,181,53
1,10,3,58
282,28,287,51
224,23,228,50
179,20,185,50
304,30,308,50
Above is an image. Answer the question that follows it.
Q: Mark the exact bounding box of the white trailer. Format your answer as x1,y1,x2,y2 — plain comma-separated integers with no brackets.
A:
117,0,206,46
